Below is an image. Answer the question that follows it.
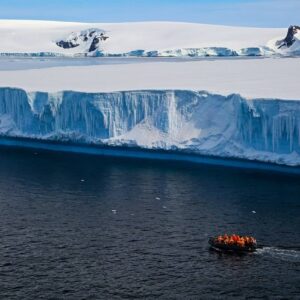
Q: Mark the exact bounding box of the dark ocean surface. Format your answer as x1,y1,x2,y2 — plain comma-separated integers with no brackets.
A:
0,148,299,299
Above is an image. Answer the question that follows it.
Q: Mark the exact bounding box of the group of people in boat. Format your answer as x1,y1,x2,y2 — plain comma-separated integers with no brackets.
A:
215,234,256,247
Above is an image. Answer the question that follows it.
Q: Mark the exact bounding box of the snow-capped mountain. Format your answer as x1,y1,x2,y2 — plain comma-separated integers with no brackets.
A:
0,20,299,57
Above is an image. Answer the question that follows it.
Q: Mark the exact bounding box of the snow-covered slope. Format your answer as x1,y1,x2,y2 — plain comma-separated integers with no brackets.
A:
1,87,300,166
0,58,299,100
0,20,299,57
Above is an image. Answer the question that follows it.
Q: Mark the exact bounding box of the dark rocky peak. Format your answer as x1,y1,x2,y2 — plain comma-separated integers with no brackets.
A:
56,28,109,52
276,25,300,49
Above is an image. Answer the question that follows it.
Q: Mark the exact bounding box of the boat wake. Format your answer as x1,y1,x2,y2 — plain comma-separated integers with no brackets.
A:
256,247,300,262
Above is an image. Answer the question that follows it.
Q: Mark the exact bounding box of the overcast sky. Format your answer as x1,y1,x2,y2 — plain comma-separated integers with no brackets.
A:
0,0,299,27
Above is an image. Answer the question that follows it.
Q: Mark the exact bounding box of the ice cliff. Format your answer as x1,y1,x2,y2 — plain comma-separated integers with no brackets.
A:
0,88,300,166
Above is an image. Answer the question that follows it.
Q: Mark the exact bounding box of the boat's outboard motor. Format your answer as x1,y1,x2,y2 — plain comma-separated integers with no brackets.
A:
276,25,300,49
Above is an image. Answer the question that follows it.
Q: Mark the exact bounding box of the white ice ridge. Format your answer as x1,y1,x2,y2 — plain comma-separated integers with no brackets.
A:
0,20,299,57
0,58,300,100
1,88,300,166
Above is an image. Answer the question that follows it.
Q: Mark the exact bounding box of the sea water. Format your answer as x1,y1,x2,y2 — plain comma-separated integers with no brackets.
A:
0,148,299,299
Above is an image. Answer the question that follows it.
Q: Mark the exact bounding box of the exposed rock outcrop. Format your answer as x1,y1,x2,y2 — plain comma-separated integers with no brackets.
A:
56,29,109,52
276,25,300,49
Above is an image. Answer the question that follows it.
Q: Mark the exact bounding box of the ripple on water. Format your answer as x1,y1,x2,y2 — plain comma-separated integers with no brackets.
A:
257,247,300,263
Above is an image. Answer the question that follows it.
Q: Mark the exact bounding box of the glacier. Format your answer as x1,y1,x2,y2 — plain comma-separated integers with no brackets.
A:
0,47,275,58
1,87,300,166
0,46,291,58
